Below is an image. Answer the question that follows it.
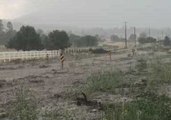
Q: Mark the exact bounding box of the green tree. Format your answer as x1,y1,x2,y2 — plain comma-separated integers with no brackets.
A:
129,34,136,41
69,34,81,47
111,34,120,42
139,32,147,38
80,35,98,47
7,21,13,31
48,30,70,50
7,26,43,50
0,19,5,45
5,21,16,44
69,34,98,47
0,19,4,32
138,34,156,44
163,36,171,46
36,29,49,49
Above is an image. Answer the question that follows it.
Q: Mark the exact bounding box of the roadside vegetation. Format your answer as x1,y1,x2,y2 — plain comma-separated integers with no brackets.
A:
2,33,171,119
101,92,171,120
7,56,171,120
84,70,125,95
80,54,171,120
8,86,38,120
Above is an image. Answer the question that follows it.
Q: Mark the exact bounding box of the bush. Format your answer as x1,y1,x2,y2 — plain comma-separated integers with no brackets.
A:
8,86,38,120
163,36,171,46
89,48,109,54
102,92,171,120
84,70,124,94
149,58,171,86
136,58,148,72
138,37,156,44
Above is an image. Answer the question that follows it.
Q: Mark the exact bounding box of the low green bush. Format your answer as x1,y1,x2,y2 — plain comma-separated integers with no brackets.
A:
102,92,171,120
89,48,109,54
84,70,124,95
8,86,38,120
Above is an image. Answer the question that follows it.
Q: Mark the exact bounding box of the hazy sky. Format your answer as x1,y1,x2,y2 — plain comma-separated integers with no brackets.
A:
0,0,171,28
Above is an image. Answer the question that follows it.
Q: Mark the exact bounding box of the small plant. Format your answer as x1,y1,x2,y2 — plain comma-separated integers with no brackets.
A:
42,106,77,120
148,58,171,87
136,58,147,72
101,92,171,120
8,86,38,120
84,70,124,95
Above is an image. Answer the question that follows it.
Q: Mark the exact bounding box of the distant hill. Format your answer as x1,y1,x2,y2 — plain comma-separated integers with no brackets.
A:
4,14,170,40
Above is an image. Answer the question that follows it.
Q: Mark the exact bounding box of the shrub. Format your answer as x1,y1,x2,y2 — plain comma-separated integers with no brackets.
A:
89,48,109,54
138,37,156,44
136,58,148,72
149,58,171,86
102,92,171,120
8,86,38,120
84,70,124,94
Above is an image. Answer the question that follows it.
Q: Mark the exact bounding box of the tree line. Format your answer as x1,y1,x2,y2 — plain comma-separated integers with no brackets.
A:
111,32,171,47
2,24,99,51
69,34,99,47
0,19,16,45
110,32,157,44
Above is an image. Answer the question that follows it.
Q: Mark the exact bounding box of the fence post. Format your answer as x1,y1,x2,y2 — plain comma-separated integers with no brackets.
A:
60,50,65,69
109,51,112,61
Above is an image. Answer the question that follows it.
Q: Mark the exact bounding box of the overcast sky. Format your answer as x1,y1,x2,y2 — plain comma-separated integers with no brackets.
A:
0,0,171,28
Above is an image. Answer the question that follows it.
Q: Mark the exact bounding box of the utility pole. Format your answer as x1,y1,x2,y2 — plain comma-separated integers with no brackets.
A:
162,31,164,39
149,27,151,37
124,22,128,48
134,27,137,47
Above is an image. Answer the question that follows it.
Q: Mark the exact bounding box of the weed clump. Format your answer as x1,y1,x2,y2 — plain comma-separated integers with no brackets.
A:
102,92,171,120
89,48,109,54
84,70,124,95
8,86,38,120
149,60,171,85
136,58,148,72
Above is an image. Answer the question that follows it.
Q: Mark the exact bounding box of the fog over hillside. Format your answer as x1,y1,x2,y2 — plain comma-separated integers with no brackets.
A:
10,19,171,39
1,0,171,38
9,0,171,28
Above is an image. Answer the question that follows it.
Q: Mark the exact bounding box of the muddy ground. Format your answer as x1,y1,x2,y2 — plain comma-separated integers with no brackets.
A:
0,49,170,119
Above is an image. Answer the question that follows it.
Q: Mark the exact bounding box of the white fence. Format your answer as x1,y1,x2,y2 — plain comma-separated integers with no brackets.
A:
0,50,60,62
0,47,123,62
0,48,92,62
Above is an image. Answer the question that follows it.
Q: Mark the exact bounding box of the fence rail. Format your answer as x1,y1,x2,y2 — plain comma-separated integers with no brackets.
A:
0,50,60,62
0,48,92,62
0,47,117,62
